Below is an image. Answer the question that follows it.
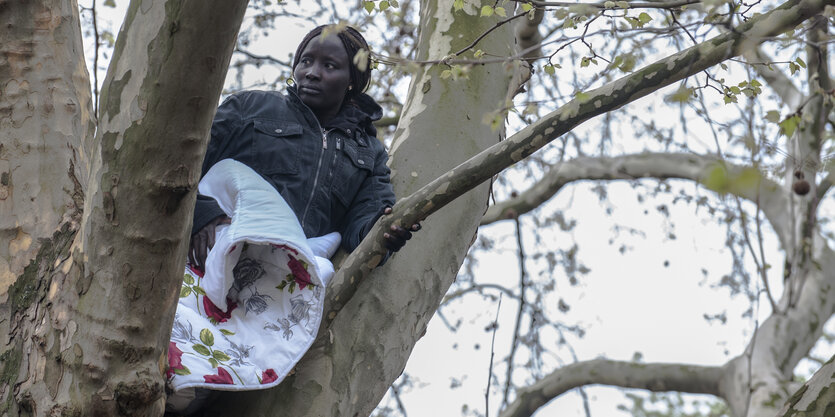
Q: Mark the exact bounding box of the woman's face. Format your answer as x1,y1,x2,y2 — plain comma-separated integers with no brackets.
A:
293,34,352,123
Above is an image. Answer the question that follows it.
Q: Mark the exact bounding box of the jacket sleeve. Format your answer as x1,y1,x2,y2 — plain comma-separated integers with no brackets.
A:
191,94,243,235
339,139,397,255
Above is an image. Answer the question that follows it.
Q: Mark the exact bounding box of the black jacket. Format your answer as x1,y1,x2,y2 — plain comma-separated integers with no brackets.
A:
193,88,395,253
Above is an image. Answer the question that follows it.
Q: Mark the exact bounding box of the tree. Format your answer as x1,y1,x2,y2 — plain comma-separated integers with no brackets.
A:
1,1,833,417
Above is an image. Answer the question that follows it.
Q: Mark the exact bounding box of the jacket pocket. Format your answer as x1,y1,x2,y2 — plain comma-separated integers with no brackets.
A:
252,119,303,175
332,141,375,208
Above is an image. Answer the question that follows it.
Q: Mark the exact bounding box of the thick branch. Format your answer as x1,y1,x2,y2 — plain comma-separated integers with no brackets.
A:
479,153,788,236
499,359,724,417
326,0,830,322
777,354,835,416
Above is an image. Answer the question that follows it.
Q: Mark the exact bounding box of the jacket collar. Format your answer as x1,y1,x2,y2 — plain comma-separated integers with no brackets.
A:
288,85,382,138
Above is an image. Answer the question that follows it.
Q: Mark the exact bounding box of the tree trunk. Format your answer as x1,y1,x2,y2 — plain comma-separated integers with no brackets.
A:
1,0,246,415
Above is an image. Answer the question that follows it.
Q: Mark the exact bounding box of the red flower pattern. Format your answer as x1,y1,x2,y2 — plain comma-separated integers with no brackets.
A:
271,243,299,255
261,368,278,384
203,367,234,385
287,255,312,289
187,264,205,278
166,342,186,379
202,296,237,323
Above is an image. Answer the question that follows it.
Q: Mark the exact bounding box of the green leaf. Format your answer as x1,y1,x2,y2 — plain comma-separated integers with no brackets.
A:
638,12,652,24
103,0,116,6
220,329,236,336
563,17,577,29
364,1,375,13
193,344,211,356
703,164,729,193
666,86,695,103
789,62,799,75
723,94,737,104
796,57,806,68
521,3,534,11
276,281,287,290
474,49,485,59
554,8,568,18
734,168,762,192
615,0,629,8
523,103,538,115
765,110,781,123
183,274,194,285
173,366,191,376
440,69,452,79
453,0,464,11
389,0,399,6
379,0,390,11
494,6,506,17
193,286,206,296
200,328,215,347
209,358,219,368
213,350,231,362
179,286,192,298
481,5,494,16
604,1,615,8
779,114,801,137
544,64,556,75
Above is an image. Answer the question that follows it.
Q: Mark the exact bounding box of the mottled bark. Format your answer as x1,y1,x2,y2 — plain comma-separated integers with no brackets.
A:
1,0,246,415
778,355,835,416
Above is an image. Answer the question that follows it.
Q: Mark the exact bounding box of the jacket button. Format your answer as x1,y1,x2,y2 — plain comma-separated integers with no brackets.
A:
357,159,365,165
274,128,283,133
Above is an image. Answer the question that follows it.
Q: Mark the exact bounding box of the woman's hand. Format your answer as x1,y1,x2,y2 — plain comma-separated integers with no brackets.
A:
188,215,232,271
382,207,421,252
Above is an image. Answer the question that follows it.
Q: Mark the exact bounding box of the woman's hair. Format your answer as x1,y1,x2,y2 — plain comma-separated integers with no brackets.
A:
293,25,372,98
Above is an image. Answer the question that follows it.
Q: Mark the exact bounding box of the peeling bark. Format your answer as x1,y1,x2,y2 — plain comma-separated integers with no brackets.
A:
1,1,246,415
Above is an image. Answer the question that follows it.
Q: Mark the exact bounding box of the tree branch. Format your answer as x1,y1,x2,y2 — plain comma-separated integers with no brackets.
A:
325,0,830,323
498,359,724,417
515,0,703,9
479,153,791,248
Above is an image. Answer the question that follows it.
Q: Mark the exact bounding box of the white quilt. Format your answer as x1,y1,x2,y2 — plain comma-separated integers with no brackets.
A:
167,159,339,392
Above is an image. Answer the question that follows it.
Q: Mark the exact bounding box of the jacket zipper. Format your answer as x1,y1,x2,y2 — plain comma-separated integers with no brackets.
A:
301,128,330,228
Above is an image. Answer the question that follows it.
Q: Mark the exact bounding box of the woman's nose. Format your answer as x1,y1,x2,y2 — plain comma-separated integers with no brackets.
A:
305,65,321,80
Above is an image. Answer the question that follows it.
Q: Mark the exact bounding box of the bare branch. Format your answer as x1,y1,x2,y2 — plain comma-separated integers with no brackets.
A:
499,359,724,417
480,153,787,229
513,0,703,9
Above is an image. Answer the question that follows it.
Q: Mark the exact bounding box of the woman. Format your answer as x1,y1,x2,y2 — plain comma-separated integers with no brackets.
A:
167,25,419,414
189,25,419,270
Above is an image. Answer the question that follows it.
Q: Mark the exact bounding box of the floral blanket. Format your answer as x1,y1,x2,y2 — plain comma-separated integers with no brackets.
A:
167,159,339,392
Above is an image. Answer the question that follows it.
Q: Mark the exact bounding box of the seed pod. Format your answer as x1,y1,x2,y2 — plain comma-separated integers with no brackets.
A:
793,179,810,196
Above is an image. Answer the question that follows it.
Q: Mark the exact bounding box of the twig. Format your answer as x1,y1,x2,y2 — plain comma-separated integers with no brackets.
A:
454,12,532,57
486,294,503,417
390,382,409,417
501,217,528,409
512,0,703,9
